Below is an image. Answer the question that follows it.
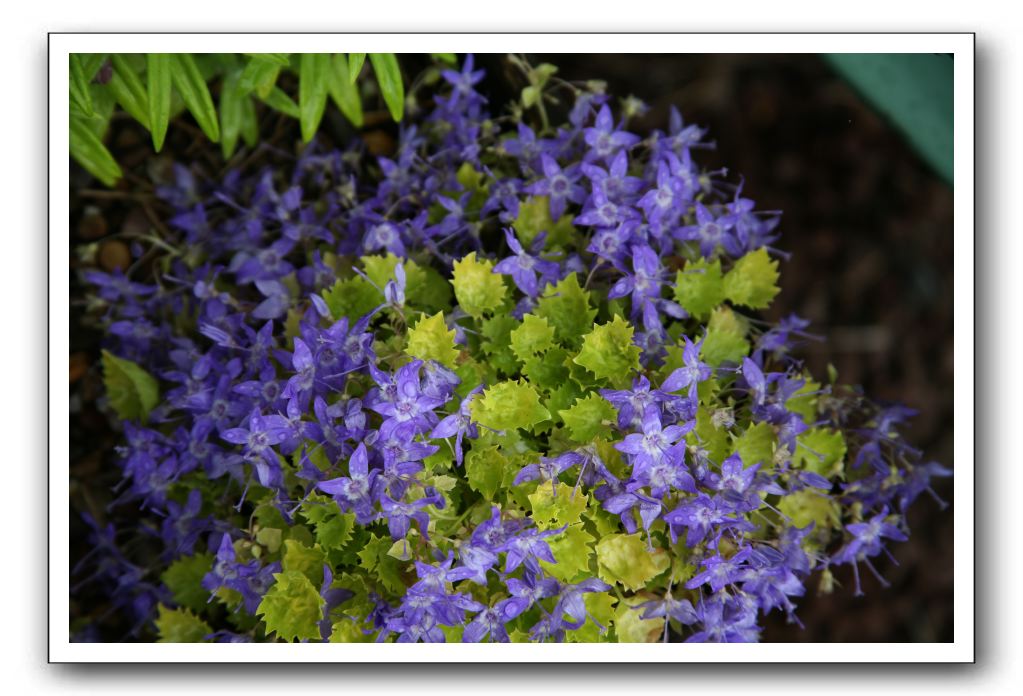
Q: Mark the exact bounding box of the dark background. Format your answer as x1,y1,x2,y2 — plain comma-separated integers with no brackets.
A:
70,53,955,642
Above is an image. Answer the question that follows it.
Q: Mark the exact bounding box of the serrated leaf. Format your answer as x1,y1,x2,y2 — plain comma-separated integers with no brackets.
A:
406,312,460,368
355,535,405,594
330,617,374,643
595,533,670,592
463,445,509,501
778,489,841,531
733,421,775,469
614,596,663,643
566,591,617,642
302,497,356,551
573,315,642,384
786,379,821,424
540,523,596,582
700,306,750,367
723,247,780,310
281,539,326,586
509,314,556,362
160,553,213,614
321,275,381,322
101,349,159,421
169,54,220,142
108,54,151,129
327,53,364,128
559,393,616,442
480,315,521,376
155,604,212,642
535,274,597,347
369,53,403,122
674,258,725,320
528,482,587,530
257,570,325,642
146,53,172,151
470,379,550,432
361,253,451,311
688,406,730,465
69,55,94,118
521,346,570,390
794,428,847,479
512,196,577,248
69,117,121,187
451,252,507,319
299,53,330,143
348,53,366,84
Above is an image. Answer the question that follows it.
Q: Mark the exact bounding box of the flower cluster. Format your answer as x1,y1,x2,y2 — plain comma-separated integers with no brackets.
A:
74,54,950,644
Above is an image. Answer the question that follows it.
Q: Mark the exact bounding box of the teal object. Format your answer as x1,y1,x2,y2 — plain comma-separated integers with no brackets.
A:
824,53,953,186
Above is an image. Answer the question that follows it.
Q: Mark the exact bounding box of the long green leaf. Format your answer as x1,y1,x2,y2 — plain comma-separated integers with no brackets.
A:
259,86,300,119
147,53,172,151
170,53,220,143
108,54,151,129
327,54,364,128
69,116,122,186
242,52,291,67
369,53,404,122
348,53,365,84
69,55,94,118
79,54,107,82
239,91,259,148
431,53,457,65
219,70,244,159
238,57,281,99
299,53,329,142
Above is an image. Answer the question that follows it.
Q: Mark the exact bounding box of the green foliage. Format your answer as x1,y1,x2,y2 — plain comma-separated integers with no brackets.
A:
369,53,404,122
595,533,670,592
451,252,507,319
406,312,460,368
355,534,406,594
674,258,725,320
573,315,642,384
281,539,327,586
535,274,597,347
700,306,750,367
101,349,159,422
257,570,325,642
723,248,781,310
733,421,776,468
559,393,616,442
160,553,214,614
480,315,522,376
540,523,596,583
155,604,212,643
614,597,664,642
170,53,220,143
299,53,330,143
509,314,557,362
794,428,848,478
527,482,588,530
70,51,426,187
469,379,551,432
321,275,381,323
464,445,511,500
778,489,841,531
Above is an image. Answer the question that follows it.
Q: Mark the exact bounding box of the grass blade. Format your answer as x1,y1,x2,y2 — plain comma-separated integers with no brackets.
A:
108,54,151,130
70,116,122,186
69,55,94,118
299,53,329,142
327,54,363,128
348,53,365,84
170,53,221,143
369,53,404,122
259,86,300,119
147,53,172,151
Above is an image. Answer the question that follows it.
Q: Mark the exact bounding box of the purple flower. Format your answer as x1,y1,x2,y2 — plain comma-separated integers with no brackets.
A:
524,154,586,220
492,228,560,298
583,104,640,163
